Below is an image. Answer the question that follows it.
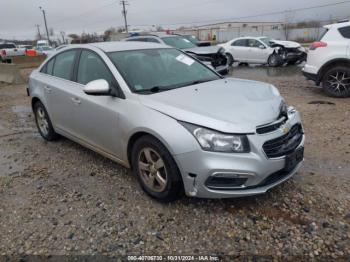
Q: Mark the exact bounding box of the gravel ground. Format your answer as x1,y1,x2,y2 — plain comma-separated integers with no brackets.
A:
0,65,349,260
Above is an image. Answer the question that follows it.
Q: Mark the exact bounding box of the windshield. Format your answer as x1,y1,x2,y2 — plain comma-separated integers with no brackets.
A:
161,36,197,49
184,35,199,44
108,48,220,94
259,37,272,47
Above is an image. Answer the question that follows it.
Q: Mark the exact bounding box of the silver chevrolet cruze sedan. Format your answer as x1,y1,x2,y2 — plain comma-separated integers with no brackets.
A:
28,42,305,202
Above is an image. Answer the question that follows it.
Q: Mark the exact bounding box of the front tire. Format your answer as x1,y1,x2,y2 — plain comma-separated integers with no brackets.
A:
322,66,350,98
33,101,60,141
131,135,184,202
268,53,283,67
226,53,234,66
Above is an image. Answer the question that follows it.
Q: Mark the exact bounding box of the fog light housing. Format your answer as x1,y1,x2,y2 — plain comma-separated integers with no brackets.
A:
205,174,248,189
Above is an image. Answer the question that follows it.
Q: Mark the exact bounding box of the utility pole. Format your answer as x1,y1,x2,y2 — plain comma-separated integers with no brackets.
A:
120,1,129,33
39,6,50,43
35,24,42,39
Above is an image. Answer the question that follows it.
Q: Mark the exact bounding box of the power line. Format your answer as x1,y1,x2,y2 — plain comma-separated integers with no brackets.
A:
130,0,350,27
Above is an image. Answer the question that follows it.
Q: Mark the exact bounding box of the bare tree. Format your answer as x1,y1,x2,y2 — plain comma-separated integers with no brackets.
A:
283,10,295,40
49,28,54,36
156,26,164,32
60,31,66,44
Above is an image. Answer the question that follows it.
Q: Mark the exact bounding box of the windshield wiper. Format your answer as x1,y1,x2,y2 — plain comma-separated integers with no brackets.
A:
133,85,173,94
180,78,216,88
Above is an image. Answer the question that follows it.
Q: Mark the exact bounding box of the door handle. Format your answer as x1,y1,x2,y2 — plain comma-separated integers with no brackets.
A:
44,86,52,93
71,97,81,105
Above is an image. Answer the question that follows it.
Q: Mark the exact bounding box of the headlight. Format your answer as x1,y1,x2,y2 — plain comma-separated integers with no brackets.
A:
180,122,250,153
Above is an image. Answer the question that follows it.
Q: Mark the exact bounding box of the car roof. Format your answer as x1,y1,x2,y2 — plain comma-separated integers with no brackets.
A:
324,20,350,29
80,41,171,52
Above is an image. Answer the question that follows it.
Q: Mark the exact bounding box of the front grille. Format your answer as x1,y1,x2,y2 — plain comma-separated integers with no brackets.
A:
211,53,227,67
262,124,303,158
256,116,287,134
195,53,227,67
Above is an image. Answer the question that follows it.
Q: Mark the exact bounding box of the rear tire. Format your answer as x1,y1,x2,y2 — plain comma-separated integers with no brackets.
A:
226,53,234,66
268,53,283,67
131,135,184,202
33,101,60,141
322,66,350,98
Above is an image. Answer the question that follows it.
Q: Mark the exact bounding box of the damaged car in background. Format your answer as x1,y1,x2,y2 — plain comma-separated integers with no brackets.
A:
219,36,306,67
123,34,229,74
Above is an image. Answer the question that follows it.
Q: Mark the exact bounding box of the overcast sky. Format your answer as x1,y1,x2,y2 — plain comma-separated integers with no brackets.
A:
1,0,349,40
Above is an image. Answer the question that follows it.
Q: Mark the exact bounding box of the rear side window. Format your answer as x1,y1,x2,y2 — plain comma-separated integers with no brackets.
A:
46,58,55,75
126,38,147,42
232,39,248,47
40,58,55,75
52,50,77,80
338,26,350,39
77,50,114,86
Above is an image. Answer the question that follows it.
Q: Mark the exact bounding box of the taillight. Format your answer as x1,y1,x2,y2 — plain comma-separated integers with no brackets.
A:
1,50,6,56
309,41,327,50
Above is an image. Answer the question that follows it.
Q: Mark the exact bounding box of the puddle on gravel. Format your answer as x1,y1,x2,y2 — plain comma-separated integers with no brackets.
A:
228,64,303,79
11,105,32,116
11,105,34,131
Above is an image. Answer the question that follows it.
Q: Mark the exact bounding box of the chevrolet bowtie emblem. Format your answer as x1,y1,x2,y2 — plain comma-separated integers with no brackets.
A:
282,126,290,134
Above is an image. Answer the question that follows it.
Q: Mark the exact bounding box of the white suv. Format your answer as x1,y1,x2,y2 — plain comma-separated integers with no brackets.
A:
303,21,350,97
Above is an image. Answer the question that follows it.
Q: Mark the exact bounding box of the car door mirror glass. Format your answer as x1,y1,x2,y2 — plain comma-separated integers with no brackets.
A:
83,79,111,96
259,45,265,49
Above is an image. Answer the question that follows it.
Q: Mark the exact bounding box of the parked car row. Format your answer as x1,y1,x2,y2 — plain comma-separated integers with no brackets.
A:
123,34,229,74
218,36,307,67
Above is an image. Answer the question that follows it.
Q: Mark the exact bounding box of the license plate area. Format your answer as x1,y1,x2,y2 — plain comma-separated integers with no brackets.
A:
284,147,304,172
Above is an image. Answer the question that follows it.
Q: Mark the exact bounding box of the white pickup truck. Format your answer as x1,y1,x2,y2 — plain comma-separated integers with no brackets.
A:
0,43,26,63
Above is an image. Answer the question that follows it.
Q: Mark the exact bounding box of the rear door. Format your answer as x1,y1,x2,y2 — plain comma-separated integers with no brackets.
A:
43,49,80,136
338,26,350,58
228,39,249,62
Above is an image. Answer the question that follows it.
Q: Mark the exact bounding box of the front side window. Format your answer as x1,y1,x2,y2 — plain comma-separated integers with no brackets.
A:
0,44,16,49
77,50,114,85
52,50,77,80
259,37,272,47
161,36,197,49
108,48,220,94
232,39,248,47
248,39,261,48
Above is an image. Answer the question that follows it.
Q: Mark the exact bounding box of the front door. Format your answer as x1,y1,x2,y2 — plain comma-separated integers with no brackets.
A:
72,49,123,157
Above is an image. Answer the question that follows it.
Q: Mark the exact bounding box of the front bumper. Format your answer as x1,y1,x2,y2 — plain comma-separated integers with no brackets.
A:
174,110,304,198
302,65,320,85
283,52,307,63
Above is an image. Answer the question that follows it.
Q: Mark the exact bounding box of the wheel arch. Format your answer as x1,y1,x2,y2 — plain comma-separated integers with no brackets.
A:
126,130,177,169
31,96,42,111
318,58,350,82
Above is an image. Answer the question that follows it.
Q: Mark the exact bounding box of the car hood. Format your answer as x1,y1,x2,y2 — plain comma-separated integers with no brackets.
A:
139,78,283,133
183,45,223,55
271,40,301,48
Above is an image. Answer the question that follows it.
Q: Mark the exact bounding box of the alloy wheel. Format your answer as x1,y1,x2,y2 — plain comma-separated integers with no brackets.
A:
36,107,49,136
138,147,167,192
325,71,350,96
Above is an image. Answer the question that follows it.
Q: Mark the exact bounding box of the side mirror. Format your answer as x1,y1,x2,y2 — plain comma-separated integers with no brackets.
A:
259,45,266,49
83,79,111,96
